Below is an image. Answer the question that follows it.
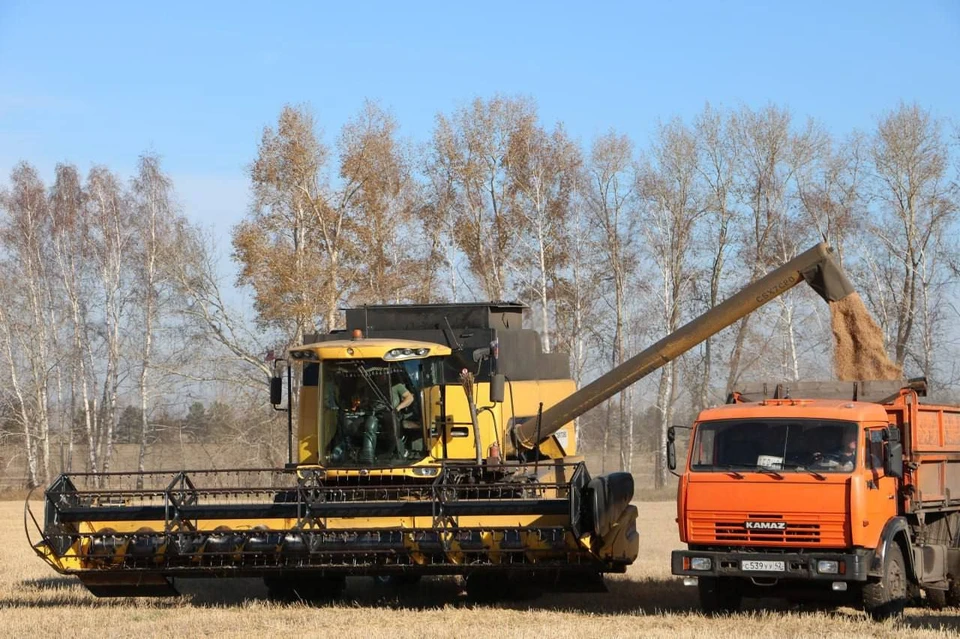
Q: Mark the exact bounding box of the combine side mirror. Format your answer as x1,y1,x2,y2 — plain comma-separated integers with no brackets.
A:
884,426,903,478
667,426,677,471
490,374,505,403
270,376,283,406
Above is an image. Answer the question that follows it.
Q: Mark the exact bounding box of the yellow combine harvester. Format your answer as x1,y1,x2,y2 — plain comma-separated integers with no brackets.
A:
28,302,639,599
26,243,856,601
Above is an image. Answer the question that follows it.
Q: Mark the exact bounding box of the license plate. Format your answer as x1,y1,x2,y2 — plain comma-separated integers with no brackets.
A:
741,560,785,572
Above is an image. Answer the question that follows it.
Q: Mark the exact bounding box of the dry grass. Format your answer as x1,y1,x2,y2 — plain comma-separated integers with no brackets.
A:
3,500,960,638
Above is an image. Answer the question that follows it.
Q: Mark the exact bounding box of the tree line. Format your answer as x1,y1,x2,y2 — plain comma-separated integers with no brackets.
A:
1,97,957,488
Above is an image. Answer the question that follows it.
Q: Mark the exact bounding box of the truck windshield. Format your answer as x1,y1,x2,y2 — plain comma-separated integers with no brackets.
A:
319,358,427,467
691,418,859,474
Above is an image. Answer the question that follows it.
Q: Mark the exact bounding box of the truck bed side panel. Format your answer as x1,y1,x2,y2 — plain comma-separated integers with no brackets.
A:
895,397,960,512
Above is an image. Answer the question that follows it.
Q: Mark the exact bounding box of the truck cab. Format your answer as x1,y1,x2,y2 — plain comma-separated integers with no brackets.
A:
671,380,960,619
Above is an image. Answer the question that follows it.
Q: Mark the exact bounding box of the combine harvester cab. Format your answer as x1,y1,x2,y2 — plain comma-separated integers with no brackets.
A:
27,242,856,600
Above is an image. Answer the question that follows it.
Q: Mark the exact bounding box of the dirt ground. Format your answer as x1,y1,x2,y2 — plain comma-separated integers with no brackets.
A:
3,500,959,638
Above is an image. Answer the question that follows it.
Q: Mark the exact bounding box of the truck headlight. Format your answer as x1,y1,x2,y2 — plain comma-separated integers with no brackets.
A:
817,560,839,574
690,557,712,571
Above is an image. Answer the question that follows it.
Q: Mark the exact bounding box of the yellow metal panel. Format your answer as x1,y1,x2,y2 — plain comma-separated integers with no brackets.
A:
298,385,319,464
426,379,577,461
505,379,578,458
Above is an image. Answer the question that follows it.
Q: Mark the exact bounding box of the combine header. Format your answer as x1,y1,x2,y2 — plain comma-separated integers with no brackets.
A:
28,243,856,600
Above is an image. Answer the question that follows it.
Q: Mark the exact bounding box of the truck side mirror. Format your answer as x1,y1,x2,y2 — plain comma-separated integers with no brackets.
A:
885,439,903,478
490,374,505,403
270,376,283,406
667,426,677,471
883,426,903,478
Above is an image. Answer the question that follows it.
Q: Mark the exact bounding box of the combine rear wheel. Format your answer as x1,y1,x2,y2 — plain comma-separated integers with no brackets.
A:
264,574,346,603
697,577,742,615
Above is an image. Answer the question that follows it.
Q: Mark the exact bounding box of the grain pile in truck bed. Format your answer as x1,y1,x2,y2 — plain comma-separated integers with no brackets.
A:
830,293,902,381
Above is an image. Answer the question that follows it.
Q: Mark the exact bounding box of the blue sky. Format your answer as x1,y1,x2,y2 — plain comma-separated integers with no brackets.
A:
1,0,958,244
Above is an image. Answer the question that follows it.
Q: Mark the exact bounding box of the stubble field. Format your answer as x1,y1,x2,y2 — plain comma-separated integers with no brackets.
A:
2,499,958,638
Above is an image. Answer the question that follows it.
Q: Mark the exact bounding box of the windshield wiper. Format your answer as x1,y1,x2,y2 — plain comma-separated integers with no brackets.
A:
714,465,745,478
754,466,783,479
784,464,826,480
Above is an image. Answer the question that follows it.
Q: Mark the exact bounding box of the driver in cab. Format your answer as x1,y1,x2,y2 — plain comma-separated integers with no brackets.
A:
811,429,857,471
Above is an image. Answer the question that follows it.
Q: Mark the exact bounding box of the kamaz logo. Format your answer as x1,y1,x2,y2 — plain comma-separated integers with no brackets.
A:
744,521,787,530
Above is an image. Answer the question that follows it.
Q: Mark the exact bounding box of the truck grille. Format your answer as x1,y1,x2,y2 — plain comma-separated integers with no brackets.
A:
713,521,820,543
687,513,846,547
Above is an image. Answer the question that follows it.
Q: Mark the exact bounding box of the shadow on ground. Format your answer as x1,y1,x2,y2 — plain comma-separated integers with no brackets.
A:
11,574,960,631
19,576,79,590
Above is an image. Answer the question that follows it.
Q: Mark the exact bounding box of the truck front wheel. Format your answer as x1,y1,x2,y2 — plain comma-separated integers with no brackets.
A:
863,543,908,620
698,577,742,615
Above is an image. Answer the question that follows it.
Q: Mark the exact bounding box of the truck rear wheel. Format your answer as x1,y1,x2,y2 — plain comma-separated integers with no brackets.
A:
945,576,960,608
863,543,907,620
698,577,742,615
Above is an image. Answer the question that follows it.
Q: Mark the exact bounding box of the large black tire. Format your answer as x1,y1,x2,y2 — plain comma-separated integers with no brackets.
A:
698,577,742,615
265,575,346,603
863,543,908,620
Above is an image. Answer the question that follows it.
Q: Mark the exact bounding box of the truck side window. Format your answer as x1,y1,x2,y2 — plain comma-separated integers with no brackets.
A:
867,430,884,470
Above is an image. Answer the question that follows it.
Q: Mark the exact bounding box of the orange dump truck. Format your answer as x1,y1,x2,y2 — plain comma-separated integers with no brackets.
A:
670,380,960,619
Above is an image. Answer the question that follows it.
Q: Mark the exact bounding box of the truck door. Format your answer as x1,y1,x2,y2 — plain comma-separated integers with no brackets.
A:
861,427,898,546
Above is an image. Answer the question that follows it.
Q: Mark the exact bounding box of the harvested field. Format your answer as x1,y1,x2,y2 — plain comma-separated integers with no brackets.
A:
2,500,958,638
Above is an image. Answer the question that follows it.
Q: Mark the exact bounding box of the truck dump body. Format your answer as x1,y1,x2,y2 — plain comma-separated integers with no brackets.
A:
888,394,960,512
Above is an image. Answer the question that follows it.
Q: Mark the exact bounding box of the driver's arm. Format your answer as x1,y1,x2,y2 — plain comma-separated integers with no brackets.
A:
396,389,414,411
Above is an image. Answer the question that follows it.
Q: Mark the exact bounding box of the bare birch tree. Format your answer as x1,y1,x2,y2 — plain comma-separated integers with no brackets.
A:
692,105,738,410
868,103,958,378
584,132,638,471
637,118,706,485
509,122,581,350
131,154,178,480
429,96,536,299
0,163,55,485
